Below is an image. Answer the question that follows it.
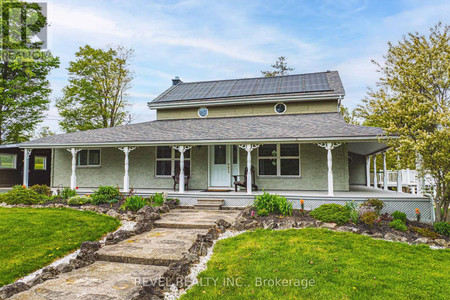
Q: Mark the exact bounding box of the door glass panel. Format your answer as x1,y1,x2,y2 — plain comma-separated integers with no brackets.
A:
232,146,237,164
214,145,226,164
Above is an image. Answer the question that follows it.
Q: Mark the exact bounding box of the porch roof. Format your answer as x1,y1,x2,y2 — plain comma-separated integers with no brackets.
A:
20,112,384,149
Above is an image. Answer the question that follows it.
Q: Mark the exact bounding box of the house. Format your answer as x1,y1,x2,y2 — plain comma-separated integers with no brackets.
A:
19,71,433,221
0,144,51,188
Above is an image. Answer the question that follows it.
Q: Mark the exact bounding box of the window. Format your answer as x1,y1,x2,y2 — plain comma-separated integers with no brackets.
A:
77,150,101,166
198,107,208,118
258,144,300,176
0,154,17,169
274,102,286,114
156,146,191,176
34,156,47,170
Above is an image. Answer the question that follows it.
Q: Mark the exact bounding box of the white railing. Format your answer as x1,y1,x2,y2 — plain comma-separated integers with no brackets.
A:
374,169,435,195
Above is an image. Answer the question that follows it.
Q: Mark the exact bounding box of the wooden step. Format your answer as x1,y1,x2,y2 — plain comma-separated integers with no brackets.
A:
194,199,224,210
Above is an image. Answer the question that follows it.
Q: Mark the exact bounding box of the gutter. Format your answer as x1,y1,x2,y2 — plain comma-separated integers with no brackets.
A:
147,94,344,109
19,135,386,149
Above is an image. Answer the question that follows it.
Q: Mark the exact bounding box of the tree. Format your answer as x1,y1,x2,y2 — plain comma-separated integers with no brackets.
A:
56,45,134,132
355,23,450,221
261,56,294,77
339,105,359,125
34,126,55,139
0,0,60,144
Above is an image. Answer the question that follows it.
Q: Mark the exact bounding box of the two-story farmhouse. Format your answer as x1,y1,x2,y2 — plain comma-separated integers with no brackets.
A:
19,71,431,220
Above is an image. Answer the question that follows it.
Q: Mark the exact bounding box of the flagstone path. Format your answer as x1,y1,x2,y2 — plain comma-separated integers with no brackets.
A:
11,209,240,300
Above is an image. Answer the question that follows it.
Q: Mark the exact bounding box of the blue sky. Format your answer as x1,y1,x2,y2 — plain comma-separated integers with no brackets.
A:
43,0,450,132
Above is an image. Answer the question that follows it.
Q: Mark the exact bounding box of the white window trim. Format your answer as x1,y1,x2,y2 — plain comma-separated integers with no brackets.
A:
155,147,192,178
198,107,208,118
34,155,47,171
77,149,101,168
0,153,17,169
274,102,287,114
257,144,301,177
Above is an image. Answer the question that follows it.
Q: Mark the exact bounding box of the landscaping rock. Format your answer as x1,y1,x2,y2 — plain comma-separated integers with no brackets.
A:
69,258,89,269
131,280,165,300
263,220,277,229
56,263,74,273
371,232,384,238
434,239,447,247
164,199,178,209
216,219,232,229
158,204,170,213
384,232,407,242
321,222,337,229
137,205,158,215
336,226,359,233
80,241,101,252
105,230,132,245
413,237,431,245
0,282,29,299
106,209,121,219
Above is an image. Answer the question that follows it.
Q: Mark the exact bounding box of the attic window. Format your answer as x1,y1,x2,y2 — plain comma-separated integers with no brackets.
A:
198,107,208,118
274,102,286,114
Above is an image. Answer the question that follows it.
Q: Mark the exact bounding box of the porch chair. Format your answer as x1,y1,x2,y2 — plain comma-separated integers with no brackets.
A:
172,166,190,191
233,166,258,192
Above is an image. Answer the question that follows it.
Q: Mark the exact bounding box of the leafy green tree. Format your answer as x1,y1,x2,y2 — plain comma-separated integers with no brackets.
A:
355,23,450,221
0,0,60,144
339,105,359,125
34,126,54,139
261,56,294,77
56,45,134,132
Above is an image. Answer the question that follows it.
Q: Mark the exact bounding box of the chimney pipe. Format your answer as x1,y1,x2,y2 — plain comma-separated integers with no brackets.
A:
172,76,182,86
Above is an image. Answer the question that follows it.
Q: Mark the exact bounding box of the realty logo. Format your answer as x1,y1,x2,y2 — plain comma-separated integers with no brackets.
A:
0,1,48,50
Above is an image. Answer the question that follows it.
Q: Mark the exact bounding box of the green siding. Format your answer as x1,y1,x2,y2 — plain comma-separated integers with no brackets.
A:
52,144,349,191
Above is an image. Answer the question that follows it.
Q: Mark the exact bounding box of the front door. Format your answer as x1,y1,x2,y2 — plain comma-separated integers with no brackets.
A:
210,145,230,187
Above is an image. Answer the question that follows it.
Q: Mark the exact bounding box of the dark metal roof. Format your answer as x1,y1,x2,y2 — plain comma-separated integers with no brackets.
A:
21,113,382,147
151,71,345,104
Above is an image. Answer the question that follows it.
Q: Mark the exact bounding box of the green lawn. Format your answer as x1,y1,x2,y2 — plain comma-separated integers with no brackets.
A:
0,207,120,287
182,228,450,300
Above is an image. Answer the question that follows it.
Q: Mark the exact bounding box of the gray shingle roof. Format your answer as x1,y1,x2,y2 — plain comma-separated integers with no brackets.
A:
151,71,345,104
21,113,382,147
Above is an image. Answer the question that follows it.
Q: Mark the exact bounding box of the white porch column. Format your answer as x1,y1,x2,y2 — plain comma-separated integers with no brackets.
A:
22,149,32,187
317,143,341,196
239,144,260,194
373,155,378,189
396,155,402,193
366,155,371,187
67,148,81,190
118,147,136,192
173,146,192,193
383,152,388,190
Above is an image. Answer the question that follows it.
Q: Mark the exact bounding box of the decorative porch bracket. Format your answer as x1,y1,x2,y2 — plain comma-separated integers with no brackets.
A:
23,149,33,188
66,148,82,190
317,143,341,196
238,144,260,194
173,146,192,193
118,147,136,192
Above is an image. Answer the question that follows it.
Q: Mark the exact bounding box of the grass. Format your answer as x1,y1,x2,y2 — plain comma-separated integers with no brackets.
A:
0,207,120,287
182,228,450,300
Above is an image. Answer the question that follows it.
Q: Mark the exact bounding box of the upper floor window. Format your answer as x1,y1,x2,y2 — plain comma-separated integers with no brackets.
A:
0,154,17,169
274,102,287,114
258,144,300,176
156,146,191,176
77,150,101,166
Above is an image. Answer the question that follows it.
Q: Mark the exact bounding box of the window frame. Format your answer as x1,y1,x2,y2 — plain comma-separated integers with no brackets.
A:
77,149,101,167
33,155,47,171
0,153,17,169
155,146,192,177
257,144,301,178
274,102,287,114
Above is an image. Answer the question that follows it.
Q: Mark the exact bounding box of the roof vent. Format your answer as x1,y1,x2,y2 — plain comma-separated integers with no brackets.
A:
172,76,182,86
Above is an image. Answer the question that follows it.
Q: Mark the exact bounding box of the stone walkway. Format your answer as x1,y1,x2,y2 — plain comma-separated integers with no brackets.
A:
11,209,240,300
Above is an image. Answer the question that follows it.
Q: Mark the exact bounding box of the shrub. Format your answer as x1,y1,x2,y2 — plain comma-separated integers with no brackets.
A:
61,187,77,200
92,185,122,205
392,211,407,223
254,191,293,216
360,212,378,228
120,196,149,211
345,201,359,224
389,219,408,231
362,198,385,215
257,208,269,216
150,192,165,207
310,204,350,225
0,186,43,205
433,222,450,237
29,184,52,197
67,196,92,206
411,227,440,239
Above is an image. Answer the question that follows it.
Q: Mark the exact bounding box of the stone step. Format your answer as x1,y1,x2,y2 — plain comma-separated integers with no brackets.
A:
11,261,167,300
154,209,240,229
97,228,207,266
194,203,222,210
196,199,225,205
